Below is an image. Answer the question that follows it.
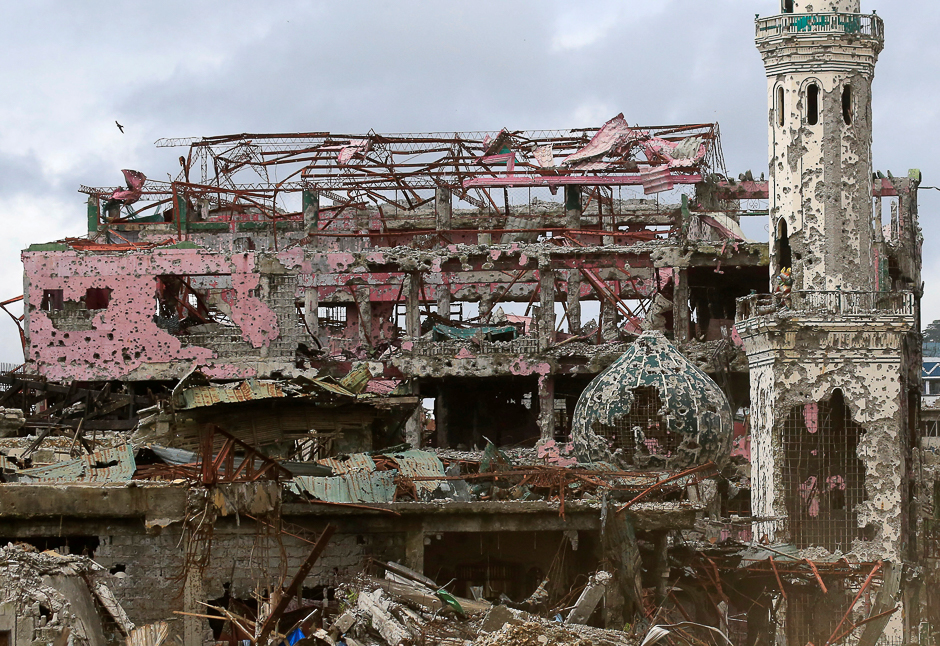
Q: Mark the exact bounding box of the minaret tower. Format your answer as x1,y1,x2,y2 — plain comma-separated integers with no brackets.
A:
739,0,919,572
738,4,921,639
760,0,883,291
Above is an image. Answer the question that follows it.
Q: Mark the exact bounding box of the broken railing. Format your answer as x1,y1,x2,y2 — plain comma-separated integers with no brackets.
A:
755,13,884,42
736,290,915,321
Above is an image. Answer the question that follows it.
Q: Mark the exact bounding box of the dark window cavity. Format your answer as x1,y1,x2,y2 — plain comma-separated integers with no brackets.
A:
842,85,853,125
783,0,794,13
85,288,111,310
777,86,785,127
777,219,792,270
806,83,819,125
41,289,64,312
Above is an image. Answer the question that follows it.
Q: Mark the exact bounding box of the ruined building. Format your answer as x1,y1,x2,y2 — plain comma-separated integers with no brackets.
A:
0,2,934,645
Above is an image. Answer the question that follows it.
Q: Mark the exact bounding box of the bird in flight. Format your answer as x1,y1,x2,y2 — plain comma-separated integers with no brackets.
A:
115,121,124,133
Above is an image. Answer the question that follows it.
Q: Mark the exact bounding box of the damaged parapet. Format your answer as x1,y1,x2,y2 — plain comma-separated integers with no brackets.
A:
570,330,732,469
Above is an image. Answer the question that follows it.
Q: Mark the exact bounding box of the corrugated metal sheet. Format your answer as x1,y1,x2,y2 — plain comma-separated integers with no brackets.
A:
178,380,286,409
291,470,396,503
148,445,332,477
17,443,136,483
317,453,376,475
387,450,445,497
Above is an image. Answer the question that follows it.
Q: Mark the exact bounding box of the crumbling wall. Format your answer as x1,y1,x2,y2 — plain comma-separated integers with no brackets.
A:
93,525,400,634
24,246,284,381
740,322,907,561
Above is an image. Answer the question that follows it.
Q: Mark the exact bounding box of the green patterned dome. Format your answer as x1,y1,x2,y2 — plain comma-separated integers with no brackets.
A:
571,331,732,470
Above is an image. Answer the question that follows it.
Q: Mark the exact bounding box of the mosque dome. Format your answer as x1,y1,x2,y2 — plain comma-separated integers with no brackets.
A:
570,330,733,470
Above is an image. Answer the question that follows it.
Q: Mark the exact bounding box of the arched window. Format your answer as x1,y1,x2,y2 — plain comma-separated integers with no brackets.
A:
777,86,785,127
777,219,792,270
782,389,867,551
806,83,819,126
842,85,853,125
783,0,794,13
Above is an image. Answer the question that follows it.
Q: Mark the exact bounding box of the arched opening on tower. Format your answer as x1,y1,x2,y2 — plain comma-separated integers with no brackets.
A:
781,389,868,551
776,219,792,272
842,85,853,125
776,86,785,127
806,83,819,125
782,0,794,13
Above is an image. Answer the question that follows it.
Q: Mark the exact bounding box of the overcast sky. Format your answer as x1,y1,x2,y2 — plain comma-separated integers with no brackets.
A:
0,0,937,364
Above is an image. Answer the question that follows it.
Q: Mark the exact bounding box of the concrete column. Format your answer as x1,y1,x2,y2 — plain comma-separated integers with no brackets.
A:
355,285,373,348
566,269,581,334
872,194,883,243
436,384,449,448
653,531,670,604
182,545,209,646
404,405,423,449
436,283,452,319
673,268,690,344
601,188,616,245
564,185,582,230
537,375,556,442
601,300,619,342
538,265,555,350
405,274,421,338
304,287,319,337
435,187,452,233
303,189,319,234
404,527,425,573
478,219,492,246
87,196,100,237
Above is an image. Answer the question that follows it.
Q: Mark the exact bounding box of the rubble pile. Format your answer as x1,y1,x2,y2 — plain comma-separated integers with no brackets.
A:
0,542,133,646
311,571,637,646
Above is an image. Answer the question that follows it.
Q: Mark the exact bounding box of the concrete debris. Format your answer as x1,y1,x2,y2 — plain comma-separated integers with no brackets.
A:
565,570,612,625
0,543,133,646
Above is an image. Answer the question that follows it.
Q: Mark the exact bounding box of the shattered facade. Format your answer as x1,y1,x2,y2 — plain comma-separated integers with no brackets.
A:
0,1,933,645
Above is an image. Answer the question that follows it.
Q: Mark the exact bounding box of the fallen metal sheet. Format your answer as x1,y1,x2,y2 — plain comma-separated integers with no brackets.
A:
176,379,285,409
386,450,446,497
16,443,136,483
317,453,376,475
291,470,396,503
562,113,638,166
147,444,332,477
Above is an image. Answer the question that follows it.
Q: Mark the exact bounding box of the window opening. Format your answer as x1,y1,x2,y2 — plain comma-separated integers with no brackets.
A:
395,303,407,331
777,86,785,127
85,287,111,310
781,390,867,551
806,83,819,125
783,0,794,13
154,275,236,335
40,289,64,312
842,85,853,125
777,219,792,271
317,305,347,330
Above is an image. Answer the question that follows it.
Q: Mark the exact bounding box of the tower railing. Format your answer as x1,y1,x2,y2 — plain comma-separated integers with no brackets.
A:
755,13,884,43
736,290,915,321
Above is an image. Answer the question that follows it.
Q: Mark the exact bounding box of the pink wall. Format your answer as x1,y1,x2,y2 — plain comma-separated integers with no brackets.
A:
24,248,280,381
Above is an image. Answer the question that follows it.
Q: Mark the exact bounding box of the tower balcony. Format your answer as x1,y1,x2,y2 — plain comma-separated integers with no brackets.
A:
755,12,883,45
736,290,914,323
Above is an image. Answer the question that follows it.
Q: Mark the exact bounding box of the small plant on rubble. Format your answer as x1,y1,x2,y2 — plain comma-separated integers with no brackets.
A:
339,589,358,612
